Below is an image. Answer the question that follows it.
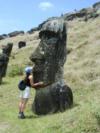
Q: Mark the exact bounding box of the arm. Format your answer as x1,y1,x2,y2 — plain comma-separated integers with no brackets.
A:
34,81,54,89
29,75,44,88
29,75,52,89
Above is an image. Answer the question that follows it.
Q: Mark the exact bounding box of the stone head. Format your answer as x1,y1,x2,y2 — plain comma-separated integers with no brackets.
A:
30,18,67,84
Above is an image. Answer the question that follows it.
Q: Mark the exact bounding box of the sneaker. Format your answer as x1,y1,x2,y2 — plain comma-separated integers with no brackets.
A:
18,112,25,119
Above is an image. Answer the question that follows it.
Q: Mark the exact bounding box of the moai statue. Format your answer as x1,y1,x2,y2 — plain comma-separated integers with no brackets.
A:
0,43,13,84
30,18,73,115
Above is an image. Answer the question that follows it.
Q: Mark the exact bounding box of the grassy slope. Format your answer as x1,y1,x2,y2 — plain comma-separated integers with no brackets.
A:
0,18,100,133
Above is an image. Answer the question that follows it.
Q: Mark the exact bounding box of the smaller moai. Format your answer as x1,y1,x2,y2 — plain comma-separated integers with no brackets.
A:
0,43,13,84
18,41,26,49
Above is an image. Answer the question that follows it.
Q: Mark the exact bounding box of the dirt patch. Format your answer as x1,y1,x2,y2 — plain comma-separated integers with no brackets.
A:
0,122,10,132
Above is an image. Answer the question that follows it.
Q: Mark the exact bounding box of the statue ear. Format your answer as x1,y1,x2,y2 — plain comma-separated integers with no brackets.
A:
63,22,67,40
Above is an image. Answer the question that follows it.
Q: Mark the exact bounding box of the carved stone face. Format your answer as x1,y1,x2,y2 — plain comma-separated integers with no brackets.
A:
30,19,73,115
30,19,67,84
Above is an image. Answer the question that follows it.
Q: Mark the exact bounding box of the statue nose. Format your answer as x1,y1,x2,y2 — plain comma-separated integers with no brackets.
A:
30,47,45,62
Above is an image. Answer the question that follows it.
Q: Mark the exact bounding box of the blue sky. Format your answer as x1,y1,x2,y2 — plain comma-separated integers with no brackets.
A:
0,0,99,34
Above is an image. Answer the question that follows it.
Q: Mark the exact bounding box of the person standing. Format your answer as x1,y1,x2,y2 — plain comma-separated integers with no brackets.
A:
18,66,43,119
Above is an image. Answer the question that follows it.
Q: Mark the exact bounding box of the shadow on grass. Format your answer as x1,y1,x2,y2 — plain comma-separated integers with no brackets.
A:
25,115,40,119
0,94,3,97
95,114,100,127
25,103,80,119
69,102,80,110
1,81,9,85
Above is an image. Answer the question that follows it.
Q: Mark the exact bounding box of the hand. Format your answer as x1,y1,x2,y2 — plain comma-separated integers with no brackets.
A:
39,81,44,85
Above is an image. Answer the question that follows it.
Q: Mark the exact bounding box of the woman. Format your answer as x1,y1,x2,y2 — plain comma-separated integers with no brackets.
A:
18,66,43,119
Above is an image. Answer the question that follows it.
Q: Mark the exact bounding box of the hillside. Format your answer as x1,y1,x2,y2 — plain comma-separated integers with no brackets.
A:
0,16,100,133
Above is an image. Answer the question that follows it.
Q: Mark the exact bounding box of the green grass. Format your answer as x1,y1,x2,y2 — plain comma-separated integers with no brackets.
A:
0,76,100,133
0,17,100,133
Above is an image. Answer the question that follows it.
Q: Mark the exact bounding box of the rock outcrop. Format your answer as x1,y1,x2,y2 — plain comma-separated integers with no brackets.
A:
0,43,13,84
63,2,100,21
27,27,39,34
0,34,8,40
38,17,58,30
30,18,73,115
38,2,100,26
8,31,24,37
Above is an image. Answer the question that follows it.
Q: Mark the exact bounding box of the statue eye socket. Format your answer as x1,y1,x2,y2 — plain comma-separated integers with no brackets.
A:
47,38,58,45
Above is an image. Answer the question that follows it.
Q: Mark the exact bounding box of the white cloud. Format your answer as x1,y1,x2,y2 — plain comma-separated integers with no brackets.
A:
38,1,54,11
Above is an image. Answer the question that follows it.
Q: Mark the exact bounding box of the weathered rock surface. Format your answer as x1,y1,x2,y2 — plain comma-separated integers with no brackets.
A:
27,27,39,34
18,41,26,49
30,18,73,115
8,31,24,37
0,43,13,84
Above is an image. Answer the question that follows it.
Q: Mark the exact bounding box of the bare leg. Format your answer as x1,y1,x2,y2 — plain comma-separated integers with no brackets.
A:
18,86,30,118
19,98,28,112
18,98,28,118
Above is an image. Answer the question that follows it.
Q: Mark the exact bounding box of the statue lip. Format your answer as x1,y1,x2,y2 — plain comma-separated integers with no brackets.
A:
30,56,45,63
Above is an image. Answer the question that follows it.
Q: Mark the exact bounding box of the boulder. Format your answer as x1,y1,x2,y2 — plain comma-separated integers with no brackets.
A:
18,41,26,49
